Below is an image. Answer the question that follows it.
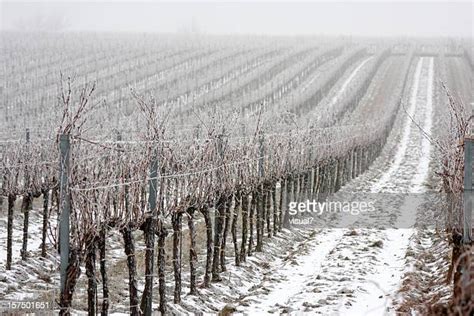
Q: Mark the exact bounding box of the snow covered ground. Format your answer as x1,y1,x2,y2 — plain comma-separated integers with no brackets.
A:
0,204,59,307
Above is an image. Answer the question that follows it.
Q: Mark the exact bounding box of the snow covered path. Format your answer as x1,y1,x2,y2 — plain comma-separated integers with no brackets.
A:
235,57,435,315
326,56,373,108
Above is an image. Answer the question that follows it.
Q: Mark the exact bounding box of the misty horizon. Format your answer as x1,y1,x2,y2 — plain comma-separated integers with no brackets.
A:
1,1,472,38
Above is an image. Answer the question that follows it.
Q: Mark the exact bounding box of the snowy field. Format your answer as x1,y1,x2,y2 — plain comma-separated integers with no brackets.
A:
0,18,472,314
0,55,460,315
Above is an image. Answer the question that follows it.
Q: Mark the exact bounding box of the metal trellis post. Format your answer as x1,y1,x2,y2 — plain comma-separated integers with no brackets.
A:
463,138,473,244
462,137,473,302
59,134,71,295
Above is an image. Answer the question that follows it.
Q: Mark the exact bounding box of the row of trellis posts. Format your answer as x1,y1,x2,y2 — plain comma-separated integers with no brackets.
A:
55,131,267,315
54,128,383,314
55,140,472,313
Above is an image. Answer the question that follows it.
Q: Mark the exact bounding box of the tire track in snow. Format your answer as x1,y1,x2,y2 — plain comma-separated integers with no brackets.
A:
370,58,424,193
326,56,373,108
238,229,346,315
300,56,372,94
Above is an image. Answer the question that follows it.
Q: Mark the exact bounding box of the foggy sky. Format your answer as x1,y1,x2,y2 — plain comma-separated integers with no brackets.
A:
1,1,472,38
